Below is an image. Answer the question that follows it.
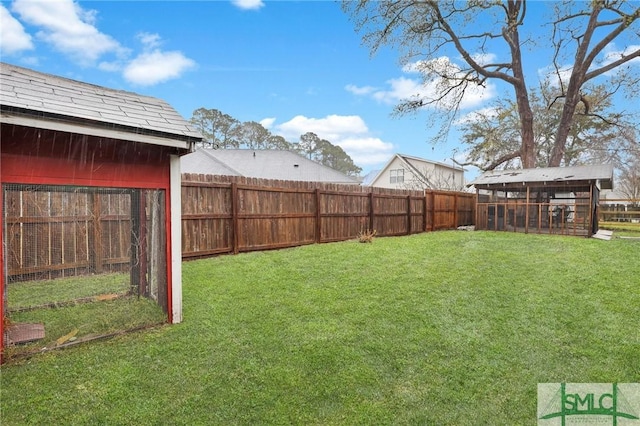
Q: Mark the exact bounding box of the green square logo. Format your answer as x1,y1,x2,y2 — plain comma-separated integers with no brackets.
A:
538,383,640,425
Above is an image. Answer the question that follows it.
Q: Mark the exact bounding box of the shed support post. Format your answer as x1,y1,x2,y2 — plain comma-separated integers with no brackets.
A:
170,155,183,323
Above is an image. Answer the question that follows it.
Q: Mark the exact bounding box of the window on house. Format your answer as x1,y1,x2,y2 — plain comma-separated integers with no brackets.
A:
390,169,404,184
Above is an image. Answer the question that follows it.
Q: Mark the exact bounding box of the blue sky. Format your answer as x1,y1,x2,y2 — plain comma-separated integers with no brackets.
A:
1,0,638,181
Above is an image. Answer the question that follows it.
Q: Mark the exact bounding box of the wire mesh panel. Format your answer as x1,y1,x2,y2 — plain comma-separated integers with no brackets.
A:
2,184,167,359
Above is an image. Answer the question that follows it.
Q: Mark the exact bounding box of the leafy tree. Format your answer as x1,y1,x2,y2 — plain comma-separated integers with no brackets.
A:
344,0,640,169
190,108,239,148
317,140,362,176
297,132,321,159
267,134,294,150
295,133,362,176
233,121,272,149
190,110,361,176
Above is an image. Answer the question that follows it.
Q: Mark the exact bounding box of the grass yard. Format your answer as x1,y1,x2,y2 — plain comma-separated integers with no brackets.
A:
1,231,639,424
4,273,166,360
7,272,130,309
600,220,640,237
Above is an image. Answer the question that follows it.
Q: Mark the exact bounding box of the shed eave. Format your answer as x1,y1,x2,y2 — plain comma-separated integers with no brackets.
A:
1,112,198,153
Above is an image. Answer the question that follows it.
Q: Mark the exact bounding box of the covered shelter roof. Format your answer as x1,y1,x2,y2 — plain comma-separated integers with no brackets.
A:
468,164,614,191
0,62,201,151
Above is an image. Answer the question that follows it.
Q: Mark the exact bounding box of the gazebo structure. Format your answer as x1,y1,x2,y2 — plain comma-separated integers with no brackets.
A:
468,165,614,237
1,63,202,361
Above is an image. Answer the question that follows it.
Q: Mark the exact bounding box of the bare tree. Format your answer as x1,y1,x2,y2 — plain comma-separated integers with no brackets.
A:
344,0,640,169
459,81,636,170
616,130,640,203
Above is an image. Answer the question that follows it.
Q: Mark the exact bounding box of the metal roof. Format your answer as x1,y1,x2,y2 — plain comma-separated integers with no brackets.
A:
0,62,201,149
468,164,614,190
181,149,360,184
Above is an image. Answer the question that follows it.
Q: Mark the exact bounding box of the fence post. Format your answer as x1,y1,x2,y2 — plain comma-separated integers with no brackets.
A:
231,183,239,254
407,195,412,235
453,192,459,229
369,192,375,231
90,192,103,273
315,188,321,243
428,190,436,231
423,192,428,232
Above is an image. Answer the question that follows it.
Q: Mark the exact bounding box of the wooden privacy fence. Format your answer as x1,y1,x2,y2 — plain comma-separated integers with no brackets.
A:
599,199,640,223
181,174,475,259
3,185,145,281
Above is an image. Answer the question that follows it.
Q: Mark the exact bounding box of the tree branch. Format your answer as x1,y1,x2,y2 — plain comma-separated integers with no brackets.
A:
453,149,522,171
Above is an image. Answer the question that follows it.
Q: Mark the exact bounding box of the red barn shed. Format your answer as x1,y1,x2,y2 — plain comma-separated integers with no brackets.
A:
0,62,202,361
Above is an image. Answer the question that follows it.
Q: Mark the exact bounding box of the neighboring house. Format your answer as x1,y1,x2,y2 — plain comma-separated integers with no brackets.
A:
181,148,359,184
366,154,465,191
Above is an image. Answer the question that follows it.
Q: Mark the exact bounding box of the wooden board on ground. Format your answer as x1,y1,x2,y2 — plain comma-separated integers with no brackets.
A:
5,323,45,345
593,229,614,240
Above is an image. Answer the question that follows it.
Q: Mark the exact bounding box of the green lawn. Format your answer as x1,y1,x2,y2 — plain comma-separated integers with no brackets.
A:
7,272,130,309
600,221,640,237
1,231,639,424
4,273,166,360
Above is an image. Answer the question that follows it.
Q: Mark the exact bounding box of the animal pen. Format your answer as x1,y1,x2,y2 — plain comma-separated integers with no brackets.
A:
0,63,200,361
469,165,614,237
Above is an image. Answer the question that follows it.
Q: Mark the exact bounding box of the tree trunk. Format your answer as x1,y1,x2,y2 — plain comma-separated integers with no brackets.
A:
516,90,536,169
505,5,536,169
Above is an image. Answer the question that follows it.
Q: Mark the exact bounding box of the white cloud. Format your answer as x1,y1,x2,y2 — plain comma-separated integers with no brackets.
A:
603,43,640,68
455,106,500,126
538,64,573,88
121,32,195,86
371,77,425,105
12,0,123,65
5,1,196,87
0,4,34,55
349,57,496,111
123,50,195,86
231,0,265,11
345,84,377,96
260,117,276,129
272,114,395,167
338,137,395,166
471,53,497,66
137,32,162,50
275,114,369,141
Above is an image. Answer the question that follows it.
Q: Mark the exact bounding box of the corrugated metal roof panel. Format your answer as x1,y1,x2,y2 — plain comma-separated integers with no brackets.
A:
468,164,614,189
0,62,202,143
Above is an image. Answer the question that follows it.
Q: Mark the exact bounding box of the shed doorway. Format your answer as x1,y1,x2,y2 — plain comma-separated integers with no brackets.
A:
2,184,168,359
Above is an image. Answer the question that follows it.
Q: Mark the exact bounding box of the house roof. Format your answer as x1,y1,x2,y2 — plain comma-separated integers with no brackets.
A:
181,149,360,184
0,62,201,150
468,164,614,190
